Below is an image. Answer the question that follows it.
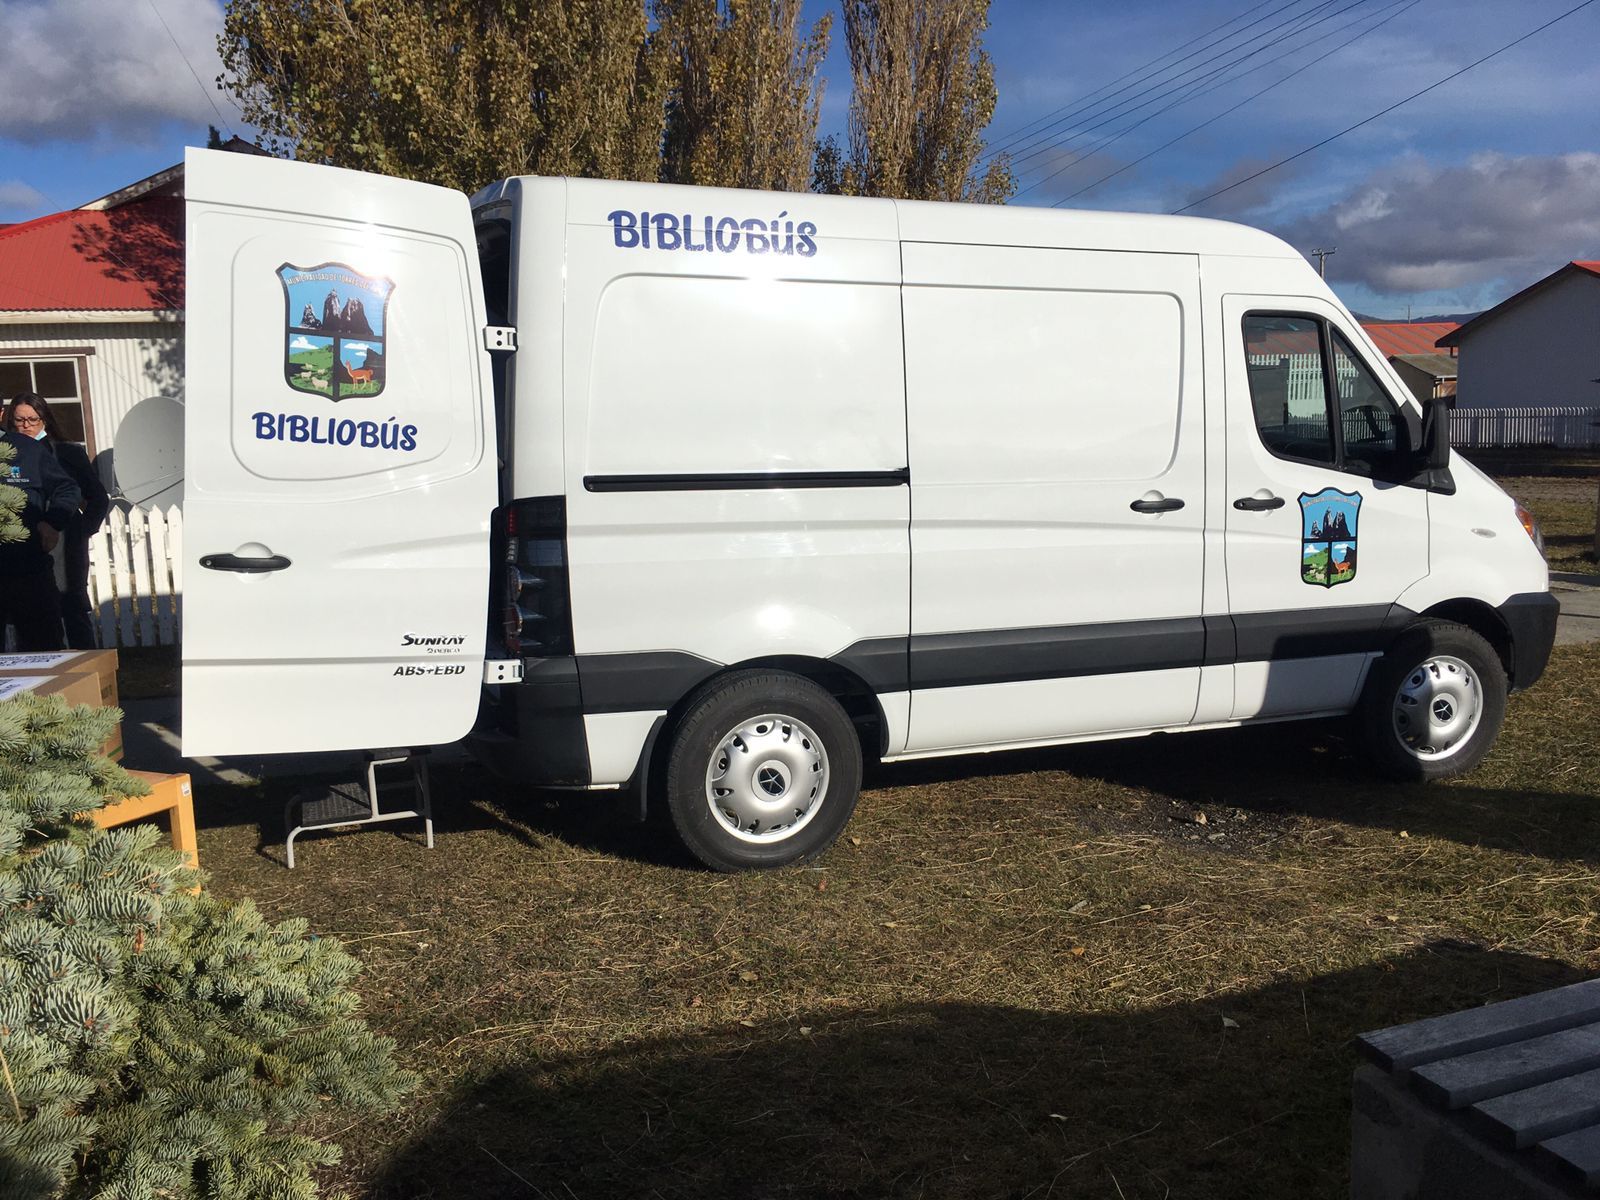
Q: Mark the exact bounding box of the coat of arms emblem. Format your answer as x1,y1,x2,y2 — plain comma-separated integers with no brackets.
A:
278,263,394,401
1300,487,1362,587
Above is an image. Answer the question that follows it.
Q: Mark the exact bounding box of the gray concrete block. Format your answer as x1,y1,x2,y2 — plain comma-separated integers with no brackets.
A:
1472,1066,1600,1150
1540,1126,1600,1189
1358,979,1600,1073
1351,1063,1579,1199
1413,1023,1600,1109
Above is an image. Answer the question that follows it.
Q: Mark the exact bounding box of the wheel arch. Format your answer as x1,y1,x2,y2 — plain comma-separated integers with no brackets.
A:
1416,598,1513,679
632,654,890,817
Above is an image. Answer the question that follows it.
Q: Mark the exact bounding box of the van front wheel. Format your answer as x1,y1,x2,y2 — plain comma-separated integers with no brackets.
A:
663,671,862,871
1359,619,1508,781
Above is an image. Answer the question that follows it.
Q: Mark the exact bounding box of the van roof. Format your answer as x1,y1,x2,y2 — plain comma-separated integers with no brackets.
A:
481,175,1302,261
893,195,1300,259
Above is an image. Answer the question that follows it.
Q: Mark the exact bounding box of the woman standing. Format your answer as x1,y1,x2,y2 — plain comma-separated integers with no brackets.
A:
3,393,110,649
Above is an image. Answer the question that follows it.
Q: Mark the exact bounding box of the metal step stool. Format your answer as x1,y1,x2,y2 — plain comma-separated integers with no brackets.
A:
284,748,433,868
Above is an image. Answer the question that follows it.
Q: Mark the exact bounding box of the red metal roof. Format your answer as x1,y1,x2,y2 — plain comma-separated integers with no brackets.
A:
1359,322,1460,358
0,196,183,312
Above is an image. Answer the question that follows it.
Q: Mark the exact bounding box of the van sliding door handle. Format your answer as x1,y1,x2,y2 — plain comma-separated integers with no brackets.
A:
1233,495,1286,511
200,553,292,573
1129,496,1185,513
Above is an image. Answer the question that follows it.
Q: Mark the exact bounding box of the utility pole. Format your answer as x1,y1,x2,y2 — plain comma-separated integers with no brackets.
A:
1311,247,1336,278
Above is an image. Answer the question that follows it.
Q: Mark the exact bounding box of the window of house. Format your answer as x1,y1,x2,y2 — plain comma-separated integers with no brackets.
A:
1242,315,1413,479
0,356,90,445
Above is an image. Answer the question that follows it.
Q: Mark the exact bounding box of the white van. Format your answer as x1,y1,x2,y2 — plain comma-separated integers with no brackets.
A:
181,148,1557,871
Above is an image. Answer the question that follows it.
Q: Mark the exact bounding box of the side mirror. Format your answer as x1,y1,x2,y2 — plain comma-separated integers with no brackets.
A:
1421,394,1453,469
1413,395,1455,492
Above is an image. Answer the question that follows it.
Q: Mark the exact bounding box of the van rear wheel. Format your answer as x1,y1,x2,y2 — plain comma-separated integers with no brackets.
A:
663,671,862,872
1359,619,1507,781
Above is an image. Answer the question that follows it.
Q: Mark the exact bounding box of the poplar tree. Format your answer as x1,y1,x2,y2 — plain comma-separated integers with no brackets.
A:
655,0,832,192
819,0,1014,203
219,0,667,192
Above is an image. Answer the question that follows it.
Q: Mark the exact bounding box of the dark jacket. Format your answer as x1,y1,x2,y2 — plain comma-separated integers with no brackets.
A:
0,430,82,574
48,440,111,535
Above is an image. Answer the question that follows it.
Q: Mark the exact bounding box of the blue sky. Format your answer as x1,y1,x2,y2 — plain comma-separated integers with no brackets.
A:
2,0,1597,317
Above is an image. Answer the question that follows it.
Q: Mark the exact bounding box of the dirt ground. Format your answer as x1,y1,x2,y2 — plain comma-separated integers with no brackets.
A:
181,640,1600,1200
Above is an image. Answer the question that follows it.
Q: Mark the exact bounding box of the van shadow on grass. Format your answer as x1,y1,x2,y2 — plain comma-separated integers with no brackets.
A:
870,720,1600,867
362,943,1585,1200
188,761,695,869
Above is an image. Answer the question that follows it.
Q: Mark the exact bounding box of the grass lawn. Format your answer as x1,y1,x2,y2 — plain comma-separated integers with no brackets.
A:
1470,450,1599,576
187,638,1600,1200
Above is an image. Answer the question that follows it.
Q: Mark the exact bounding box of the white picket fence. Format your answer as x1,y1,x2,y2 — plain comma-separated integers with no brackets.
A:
1450,406,1600,451
87,506,183,648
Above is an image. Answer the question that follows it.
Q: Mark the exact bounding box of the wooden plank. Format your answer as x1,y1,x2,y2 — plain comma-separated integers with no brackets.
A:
149,507,174,645
108,508,135,646
167,507,183,639
1412,1022,1600,1109
129,507,155,646
1538,1124,1600,1189
89,518,116,648
1357,978,1600,1073
1471,1065,1600,1150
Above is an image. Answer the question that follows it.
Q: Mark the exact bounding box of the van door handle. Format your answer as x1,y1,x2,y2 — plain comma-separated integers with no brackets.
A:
1129,496,1185,513
200,553,292,573
1233,495,1286,511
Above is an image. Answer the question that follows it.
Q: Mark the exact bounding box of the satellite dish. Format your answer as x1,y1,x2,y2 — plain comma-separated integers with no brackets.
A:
115,395,185,510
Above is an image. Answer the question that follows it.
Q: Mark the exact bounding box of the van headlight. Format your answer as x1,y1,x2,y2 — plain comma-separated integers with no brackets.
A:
1513,502,1545,555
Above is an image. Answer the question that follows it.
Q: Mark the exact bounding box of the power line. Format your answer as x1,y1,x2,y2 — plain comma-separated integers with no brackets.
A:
1014,0,1382,197
982,0,1285,159
1172,0,1599,214
145,0,236,139
1003,0,1342,172
1007,0,1353,178
1055,0,1422,205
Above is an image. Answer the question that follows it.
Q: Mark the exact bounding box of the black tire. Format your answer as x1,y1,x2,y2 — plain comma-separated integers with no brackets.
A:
663,670,862,872
1358,619,1508,782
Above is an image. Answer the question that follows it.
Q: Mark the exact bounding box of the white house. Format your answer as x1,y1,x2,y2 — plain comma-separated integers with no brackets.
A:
1438,261,1600,410
0,165,185,479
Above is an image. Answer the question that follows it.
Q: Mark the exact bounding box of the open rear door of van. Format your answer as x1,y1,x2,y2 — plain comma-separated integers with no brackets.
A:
182,148,497,756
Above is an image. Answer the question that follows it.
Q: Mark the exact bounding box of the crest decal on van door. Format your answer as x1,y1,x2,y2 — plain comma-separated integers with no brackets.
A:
1300,488,1361,587
278,263,394,402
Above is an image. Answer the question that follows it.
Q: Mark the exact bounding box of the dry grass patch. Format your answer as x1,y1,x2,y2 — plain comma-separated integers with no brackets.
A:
190,644,1600,1199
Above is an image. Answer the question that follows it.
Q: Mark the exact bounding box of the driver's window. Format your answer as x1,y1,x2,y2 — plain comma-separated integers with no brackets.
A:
1331,330,1407,478
1243,315,1335,466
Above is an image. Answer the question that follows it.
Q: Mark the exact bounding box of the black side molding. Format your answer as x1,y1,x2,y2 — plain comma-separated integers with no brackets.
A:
584,469,909,493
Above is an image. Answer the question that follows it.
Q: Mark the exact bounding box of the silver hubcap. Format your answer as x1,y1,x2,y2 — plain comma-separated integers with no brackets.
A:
1391,655,1483,761
705,713,828,843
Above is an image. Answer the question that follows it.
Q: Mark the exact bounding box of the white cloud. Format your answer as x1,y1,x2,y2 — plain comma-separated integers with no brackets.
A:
0,0,229,144
342,342,371,353
1275,152,1600,300
0,180,47,215
289,336,317,351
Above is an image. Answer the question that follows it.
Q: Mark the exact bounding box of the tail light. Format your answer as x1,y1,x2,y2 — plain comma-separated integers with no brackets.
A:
499,497,573,658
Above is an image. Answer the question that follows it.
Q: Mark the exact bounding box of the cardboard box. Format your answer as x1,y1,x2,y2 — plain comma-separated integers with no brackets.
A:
0,649,119,708
95,769,198,876
0,672,124,760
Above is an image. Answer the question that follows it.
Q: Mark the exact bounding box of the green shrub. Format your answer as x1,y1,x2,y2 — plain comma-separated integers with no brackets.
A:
0,695,416,1198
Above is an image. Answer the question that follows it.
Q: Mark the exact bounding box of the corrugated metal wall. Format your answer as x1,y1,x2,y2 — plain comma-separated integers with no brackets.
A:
0,320,183,454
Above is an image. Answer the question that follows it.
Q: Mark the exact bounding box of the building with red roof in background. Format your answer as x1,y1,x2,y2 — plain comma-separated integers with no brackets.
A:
0,163,186,467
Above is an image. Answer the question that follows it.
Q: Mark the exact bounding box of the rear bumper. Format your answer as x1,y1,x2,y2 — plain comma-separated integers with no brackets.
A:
1497,591,1560,691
